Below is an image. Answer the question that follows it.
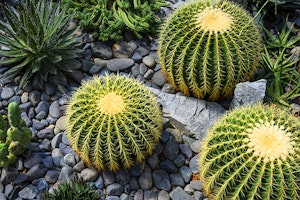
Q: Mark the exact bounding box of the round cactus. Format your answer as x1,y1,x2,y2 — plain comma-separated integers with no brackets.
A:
158,0,263,101
66,74,162,171
199,104,300,199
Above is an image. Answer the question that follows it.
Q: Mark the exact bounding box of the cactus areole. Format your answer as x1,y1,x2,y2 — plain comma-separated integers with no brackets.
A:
66,74,162,171
158,0,262,101
199,104,300,199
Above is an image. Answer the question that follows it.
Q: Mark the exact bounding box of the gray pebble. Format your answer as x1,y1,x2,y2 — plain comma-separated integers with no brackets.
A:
112,41,134,58
173,154,185,167
45,170,60,184
170,173,185,187
0,193,6,200
190,180,203,191
191,140,201,153
152,169,171,191
95,176,104,189
42,156,54,169
24,154,43,169
163,136,179,161
63,153,76,167
144,190,157,200
180,166,192,183
106,183,123,196
80,168,98,182
189,155,200,174
4,184,13,197
49,100,60,118
129,164,144,177
194,191,207,200
35,111,47,120
139,63,148,75
103,170,116,186
44,83,56,96
89,64,104,75
129,177,140,190
91,41,112,59
151,70,166,87
61,133,70,145
135,47,149,57
73,160,85,172
58,165,75,182
35,101,49,114
184,184,194,194
161,83,176,94
37,178,49,192
26,164,48,181
138,165,152,190
158,190,170,200
106,196,120,200
131,52,143,62
37,128,54,139
51,133,63,148
147,153,159,170
20,92,29,103
55,116,67,131
107,58,134,72
1,87,14,100
52,148,64,167
160,159,178,173
144,69,154,79
0,183,3,193
179,144,193,159
134,189,143,200
82,60,94,72
8,96,20,104
14,173,28,184
116,169,130,185
18,184,38,199
29,91,41,106
19,102,32,113
143,56,156,68
169,186,193,200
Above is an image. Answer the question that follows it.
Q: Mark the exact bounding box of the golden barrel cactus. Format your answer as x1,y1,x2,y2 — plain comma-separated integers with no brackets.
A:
199,104,300,199
158,0,262,101
66,74,162,171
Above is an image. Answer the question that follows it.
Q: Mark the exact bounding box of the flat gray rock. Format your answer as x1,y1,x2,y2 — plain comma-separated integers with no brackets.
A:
230,79,267,109
148,88,225,139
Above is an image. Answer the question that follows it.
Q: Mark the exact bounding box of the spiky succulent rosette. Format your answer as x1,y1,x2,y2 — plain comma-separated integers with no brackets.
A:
66,74,162,171
199,104,300,200
158,0,262,101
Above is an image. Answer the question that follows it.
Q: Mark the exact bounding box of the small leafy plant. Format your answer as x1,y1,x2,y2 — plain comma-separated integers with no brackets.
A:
0,0,82,87
42,179,103,200
0,102,32,167
259,22,300,106
62,0,167,41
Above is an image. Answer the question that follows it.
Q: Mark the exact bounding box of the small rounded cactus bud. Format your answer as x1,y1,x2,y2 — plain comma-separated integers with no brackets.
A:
158,0,262,101
8,102,21,127
199,104,300,199
66,74,162,171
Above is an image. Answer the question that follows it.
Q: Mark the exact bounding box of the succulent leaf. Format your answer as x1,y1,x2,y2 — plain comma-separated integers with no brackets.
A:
199,104,300,199
158,0,263,101
66,74,162,171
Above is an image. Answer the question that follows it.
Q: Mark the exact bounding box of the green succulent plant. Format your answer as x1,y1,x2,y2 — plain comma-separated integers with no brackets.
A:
0,0,82,87
42,179,103,200
199,104,300,199
61,0,167,41
158,0,263,101
0,102,32,167
66,74,162,171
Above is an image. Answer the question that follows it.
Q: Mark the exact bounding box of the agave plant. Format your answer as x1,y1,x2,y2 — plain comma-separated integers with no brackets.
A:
0,0,82,87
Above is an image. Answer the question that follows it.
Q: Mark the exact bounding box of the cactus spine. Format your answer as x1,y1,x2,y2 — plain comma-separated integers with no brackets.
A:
0,102,32,167
66,74,162,171
158,0,262,101
199,104,300,199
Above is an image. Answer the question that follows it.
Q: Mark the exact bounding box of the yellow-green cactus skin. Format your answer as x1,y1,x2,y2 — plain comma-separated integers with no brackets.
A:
158,0,262,101
199,104,300,200
66,74,162,171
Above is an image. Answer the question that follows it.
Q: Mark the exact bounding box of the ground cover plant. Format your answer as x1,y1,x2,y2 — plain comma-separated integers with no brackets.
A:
0,0,82,87
158,0,263,101
199,104,300,199
61,0,167,41
66,74,162,171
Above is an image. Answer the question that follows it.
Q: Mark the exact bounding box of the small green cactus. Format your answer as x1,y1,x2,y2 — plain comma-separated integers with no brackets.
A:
199,104,300,199
0,102,32,167
158,0,263,101
66,74,162,171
